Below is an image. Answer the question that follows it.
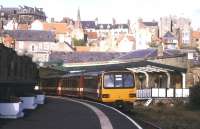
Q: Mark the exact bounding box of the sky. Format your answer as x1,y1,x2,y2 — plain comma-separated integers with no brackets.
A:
1,0,200,29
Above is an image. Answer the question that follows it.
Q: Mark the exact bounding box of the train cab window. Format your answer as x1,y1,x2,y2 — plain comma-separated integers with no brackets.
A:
104,72,134,88
115,75,123,87
104,74,114,88
123,74,134,87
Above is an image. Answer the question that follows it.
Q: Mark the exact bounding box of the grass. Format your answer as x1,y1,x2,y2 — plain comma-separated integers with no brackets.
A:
130,103,200,129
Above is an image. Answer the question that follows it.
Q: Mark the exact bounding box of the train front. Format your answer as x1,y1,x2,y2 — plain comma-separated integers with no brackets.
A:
100,70,136,106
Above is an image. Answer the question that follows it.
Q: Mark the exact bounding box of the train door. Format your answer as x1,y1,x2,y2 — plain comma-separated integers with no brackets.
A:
57,78,62,96
79,75,84,97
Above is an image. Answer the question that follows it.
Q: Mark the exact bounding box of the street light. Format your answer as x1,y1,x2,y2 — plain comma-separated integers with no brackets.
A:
159,74,163,88
138,73,145,89
0,12,4,30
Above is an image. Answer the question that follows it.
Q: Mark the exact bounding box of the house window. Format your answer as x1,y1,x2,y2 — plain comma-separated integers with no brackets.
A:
19,41,24,49
43,43,49,50
39,43,43,50
32,45,35,51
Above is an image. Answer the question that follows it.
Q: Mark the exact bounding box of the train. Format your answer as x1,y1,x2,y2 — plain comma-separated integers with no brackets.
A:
40,68,137,106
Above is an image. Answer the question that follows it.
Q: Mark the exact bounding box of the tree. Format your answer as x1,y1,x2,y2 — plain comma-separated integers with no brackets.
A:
189,82,200,109
72,37,86,46
148,42,159,48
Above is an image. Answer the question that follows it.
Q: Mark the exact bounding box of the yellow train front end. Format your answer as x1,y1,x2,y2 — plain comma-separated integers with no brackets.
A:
100,71,136,104
101,88,136,103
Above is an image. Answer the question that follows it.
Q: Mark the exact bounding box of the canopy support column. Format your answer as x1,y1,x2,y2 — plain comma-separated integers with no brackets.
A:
182,73,186,88
165,71,170,88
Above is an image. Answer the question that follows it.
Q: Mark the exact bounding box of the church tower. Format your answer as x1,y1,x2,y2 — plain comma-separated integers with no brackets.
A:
75,7,81,28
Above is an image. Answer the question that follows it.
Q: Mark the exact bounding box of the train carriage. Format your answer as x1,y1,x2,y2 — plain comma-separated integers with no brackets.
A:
41,69,137,104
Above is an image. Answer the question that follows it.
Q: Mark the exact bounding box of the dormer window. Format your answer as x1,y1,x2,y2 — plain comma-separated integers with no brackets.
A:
32,45,35,51
100,25,103,29
23,9,27,13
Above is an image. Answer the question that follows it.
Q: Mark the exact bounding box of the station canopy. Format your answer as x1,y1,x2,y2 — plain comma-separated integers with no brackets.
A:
52,60,186,74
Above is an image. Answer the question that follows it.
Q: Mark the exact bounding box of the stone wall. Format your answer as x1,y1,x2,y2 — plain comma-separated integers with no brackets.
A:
0,44,38,99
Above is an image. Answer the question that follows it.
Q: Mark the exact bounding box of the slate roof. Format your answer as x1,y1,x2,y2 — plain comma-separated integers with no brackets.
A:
163,31,177,40
49,52,125,63
81,21,96,29
116,48,184,60
142,22,158,26
95,24,129,30
112,24,129,29
1,30,55,42
96,24,112,29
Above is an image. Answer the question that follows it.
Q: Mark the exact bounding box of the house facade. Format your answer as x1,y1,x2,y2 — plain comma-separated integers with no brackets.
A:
191,31,200,49
131,19,159,50
0,5,46,25
1,30,55,62
31,20,72,44
159,16,192,48
162,31,178,49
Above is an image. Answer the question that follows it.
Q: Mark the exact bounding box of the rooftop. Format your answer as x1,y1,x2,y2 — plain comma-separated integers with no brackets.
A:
1,30,55,42
49,52,125,63
163,31,177,40
142,22,158,26
81,21,96,29
43,22,71,34
115,48,185,60
192,31,200,39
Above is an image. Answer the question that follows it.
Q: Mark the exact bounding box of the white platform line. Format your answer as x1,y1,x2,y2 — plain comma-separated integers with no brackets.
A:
80,99,143,129
49,96,113,129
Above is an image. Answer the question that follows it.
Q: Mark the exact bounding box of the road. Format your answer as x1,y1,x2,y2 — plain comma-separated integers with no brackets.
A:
0,96,142,129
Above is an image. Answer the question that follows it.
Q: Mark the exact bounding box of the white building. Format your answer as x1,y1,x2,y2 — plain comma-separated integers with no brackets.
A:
31,20,72,43
131,19,158,50
2,30,74,63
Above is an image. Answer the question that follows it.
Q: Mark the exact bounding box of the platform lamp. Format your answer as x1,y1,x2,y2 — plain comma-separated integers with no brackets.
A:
159,74,163,88
138,73,145,89
0,12,4,30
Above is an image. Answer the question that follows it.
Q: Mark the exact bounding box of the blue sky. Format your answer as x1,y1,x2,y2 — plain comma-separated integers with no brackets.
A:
1,0,200,29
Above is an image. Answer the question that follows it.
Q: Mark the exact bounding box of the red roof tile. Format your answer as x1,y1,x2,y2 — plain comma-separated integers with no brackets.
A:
192,31,200,39
87,32,97,39
43,22,71,34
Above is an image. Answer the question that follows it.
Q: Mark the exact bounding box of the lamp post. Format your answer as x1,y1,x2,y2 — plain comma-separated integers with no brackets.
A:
138,73,145,89
0,12,4,30
159,74,163,88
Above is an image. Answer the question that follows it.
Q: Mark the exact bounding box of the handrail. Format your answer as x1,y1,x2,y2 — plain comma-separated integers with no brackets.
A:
137,88,189,98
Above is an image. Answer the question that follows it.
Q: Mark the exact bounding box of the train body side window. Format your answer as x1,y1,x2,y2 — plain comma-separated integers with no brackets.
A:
104,74,114,88
84,76,98,89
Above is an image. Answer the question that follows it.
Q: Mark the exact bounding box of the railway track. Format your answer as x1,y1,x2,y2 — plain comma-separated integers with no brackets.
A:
55,95,162,129
110,104,162,129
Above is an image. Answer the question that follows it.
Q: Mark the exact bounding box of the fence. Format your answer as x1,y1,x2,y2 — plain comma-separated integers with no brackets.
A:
137,88,190,99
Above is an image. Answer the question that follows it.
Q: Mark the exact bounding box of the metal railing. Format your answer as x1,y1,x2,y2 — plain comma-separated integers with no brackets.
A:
137,88,190,99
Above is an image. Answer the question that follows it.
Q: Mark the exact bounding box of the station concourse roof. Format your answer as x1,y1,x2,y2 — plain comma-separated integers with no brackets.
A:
49,60,186,76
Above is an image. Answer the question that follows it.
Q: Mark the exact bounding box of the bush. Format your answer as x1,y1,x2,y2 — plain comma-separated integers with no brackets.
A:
189,83,200,108
72,37,86,46
0,96,21,103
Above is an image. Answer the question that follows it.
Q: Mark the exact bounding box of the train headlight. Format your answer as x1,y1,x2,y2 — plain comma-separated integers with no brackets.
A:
34,85,39,90
102,94,110,98
57,87,62,91
129,93,136,98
